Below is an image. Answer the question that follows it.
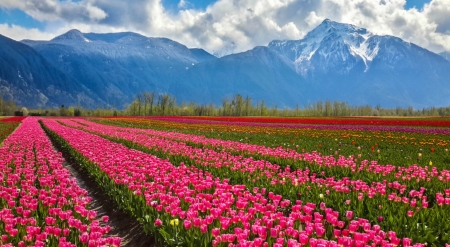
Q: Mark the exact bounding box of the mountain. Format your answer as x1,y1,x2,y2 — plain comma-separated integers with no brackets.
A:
268,19,450,108
0,34,101,108
440,52,450,62
22,30,216,108
21,29,304,108
178,46,309,107
2,20,449,109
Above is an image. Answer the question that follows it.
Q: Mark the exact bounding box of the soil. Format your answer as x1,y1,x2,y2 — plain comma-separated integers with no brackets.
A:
60,154,158,246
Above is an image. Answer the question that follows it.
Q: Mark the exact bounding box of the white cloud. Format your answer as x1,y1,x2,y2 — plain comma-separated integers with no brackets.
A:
424,0,450,35
0,24,55,41
1,0,450,54
178,0,191,9
0,0,107,22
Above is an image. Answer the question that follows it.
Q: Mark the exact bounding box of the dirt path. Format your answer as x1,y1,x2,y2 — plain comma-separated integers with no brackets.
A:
61,161,157,246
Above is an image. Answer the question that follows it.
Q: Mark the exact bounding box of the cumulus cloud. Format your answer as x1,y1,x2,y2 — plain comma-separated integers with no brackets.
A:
1,0,450,54
0,24,55,41
424,0,450,35
0,0,107,22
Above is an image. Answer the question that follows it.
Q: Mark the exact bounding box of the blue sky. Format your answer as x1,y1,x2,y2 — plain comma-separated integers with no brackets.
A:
0,0,447,54
0,8,45,30
163,0,216,11
404,0,432,9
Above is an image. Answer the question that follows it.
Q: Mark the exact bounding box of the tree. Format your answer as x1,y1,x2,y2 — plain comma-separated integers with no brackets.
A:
244,96,252,116
168,95,176,115
157,94,171,115
231,94,244,116
74,107,82,116
21,107,29,116
144,92,155,116
127,100,139,116
222,98,231,116
0,95,16,116
136,93,144,116
259,100,267,116
59,105,68,116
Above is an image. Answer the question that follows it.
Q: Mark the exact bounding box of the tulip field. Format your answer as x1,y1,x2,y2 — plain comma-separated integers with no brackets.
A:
1,116,450,246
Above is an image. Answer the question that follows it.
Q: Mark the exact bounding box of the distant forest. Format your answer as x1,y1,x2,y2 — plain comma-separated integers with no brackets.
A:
3,92,450,117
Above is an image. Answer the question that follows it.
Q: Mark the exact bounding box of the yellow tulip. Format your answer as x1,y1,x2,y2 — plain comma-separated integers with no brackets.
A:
170,219,179,226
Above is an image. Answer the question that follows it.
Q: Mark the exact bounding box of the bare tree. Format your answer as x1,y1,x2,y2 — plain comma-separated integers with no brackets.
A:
144,92,155,116
232,94,244,116
158,94,170,115
135,93,144,116
244,96,252,116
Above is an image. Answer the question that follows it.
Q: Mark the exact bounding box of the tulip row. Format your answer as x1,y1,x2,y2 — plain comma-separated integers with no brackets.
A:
56,118,450,245
40,118,426,246
153,116,450,128
78,119,450,189
64,119,450,205
60,120,408,193
0,117,119,247
93,117,450,170
97,116,450,136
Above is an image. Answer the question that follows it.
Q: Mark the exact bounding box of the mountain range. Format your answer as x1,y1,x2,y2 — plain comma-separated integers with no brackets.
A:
1,19,450,109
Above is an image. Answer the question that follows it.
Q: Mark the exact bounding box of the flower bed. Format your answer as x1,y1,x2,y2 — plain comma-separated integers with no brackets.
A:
0,117,119,247
40,118,426,246
53,118,446,245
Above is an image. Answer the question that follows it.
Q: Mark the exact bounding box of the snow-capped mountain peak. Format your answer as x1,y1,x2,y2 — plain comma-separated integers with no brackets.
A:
269,19,384,74
304,19,371,41
51,29,91,43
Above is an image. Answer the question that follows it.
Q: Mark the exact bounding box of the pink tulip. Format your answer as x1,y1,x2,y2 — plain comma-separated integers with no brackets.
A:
403,238,412,246
102,215,109,223
299,233,309,245
212,228,220,238
79,232,89,243
346,211,354,220
184,220,192,229
154,218,162,227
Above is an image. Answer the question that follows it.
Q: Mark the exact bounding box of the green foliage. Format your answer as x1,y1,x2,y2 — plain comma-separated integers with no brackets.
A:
0,95,17,116
74,107,82,116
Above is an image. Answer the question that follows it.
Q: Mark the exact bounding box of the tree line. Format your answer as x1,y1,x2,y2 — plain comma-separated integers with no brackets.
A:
0,95,19,116
3,92,450,117
124,92,450,117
